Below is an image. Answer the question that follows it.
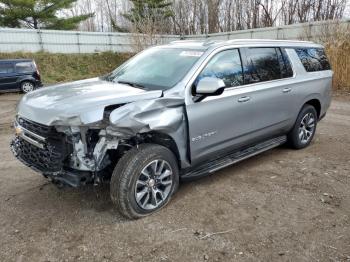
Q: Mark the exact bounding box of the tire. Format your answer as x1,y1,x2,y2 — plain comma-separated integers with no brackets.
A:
110,144,179,219
288,104,318,149
21,81,35,93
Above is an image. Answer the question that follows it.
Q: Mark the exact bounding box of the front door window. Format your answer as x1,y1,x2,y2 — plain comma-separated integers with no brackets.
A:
195,49,244,89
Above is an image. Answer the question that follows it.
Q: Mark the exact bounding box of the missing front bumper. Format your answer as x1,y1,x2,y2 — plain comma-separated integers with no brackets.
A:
10,136,94,187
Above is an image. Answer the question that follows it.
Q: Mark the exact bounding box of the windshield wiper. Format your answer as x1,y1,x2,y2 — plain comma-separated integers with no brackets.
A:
117,80,146,90
101,73,114,82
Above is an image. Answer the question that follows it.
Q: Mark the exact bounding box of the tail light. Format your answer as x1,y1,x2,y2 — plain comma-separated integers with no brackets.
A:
33,61,41,80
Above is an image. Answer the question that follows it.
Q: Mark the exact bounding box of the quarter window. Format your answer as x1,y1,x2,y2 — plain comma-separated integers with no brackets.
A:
196,49,243,88
15,62,34,73
294,48,331,72
244,47,282,83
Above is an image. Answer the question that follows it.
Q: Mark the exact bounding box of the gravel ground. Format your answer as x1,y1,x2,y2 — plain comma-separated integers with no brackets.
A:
0,93,349,262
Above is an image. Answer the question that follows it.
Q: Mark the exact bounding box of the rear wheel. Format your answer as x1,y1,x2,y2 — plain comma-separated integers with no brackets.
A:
288,104,318,149
21,81,35,93
110,144,179,219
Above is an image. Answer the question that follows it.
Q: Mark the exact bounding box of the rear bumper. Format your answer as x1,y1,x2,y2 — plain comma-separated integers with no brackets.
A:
35,80,43,88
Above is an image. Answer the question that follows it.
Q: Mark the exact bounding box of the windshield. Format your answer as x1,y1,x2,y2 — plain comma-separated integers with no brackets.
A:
104,48,204,91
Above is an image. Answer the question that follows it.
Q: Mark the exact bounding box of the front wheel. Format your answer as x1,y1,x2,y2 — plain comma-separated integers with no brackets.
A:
288,104,318,149
110,144,179,219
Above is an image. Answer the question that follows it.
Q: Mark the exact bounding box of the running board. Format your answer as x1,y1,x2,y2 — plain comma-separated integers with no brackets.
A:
182,136,287,179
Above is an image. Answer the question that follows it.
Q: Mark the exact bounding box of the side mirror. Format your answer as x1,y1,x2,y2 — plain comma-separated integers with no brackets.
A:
195,77,226,95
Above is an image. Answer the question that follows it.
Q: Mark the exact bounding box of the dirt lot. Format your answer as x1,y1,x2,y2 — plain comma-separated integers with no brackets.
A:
0,93,349,262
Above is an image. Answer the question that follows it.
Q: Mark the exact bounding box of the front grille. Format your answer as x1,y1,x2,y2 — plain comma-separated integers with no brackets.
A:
11,137,65,172
17,117,55,137
11,117,71,173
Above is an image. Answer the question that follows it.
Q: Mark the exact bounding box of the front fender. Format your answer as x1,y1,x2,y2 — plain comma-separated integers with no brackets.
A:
108,97,190,168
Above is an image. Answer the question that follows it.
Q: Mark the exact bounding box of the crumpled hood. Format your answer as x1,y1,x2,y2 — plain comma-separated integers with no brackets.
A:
17,77,163,126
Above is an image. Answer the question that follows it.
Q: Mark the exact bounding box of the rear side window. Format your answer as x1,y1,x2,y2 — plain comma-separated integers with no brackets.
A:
0,63,14,74
244,47,282,83
294,48,331,72
15,62,34,73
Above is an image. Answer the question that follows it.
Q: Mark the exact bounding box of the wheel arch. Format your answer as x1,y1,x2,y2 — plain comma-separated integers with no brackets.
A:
105,130,189,172
140,132,181,165
20,78,35,85
304,98,321,118
18,73,39,85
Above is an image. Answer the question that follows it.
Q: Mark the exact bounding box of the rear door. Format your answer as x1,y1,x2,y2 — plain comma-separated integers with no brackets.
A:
240,47,296,131
0,62,17,91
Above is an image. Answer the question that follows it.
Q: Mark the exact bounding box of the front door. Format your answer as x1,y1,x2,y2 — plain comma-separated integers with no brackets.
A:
186,48,251,165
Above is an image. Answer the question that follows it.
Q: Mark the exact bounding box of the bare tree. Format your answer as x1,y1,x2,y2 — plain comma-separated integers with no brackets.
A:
69,0,349,33
208,0,221,33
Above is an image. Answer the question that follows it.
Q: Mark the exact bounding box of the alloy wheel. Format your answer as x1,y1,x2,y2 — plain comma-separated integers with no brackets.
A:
298,112,316,144
134,159,173,210
22,82,34,93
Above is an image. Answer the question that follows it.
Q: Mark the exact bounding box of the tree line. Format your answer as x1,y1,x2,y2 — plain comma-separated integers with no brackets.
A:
0,0,348,34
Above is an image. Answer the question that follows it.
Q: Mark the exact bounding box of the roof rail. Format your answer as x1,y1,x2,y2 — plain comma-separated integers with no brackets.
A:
170,40,203,44
225,38,314,44
170,38,314,46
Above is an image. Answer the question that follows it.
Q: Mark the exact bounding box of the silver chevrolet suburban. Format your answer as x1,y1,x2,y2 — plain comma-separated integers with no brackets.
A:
11,39,332,219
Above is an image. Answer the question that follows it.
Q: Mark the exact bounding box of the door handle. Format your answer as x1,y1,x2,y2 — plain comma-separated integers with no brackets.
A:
238,96,251,103
282,87,292,93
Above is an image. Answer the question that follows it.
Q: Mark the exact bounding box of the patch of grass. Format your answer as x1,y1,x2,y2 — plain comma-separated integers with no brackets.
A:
325,42,350,92
0,52,132,85
299,22,350,92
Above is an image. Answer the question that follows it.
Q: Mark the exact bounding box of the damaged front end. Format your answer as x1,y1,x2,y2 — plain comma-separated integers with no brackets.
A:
11,97,188,188
10,117,116,187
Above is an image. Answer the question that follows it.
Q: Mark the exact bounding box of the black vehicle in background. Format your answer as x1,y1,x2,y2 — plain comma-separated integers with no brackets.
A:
0,59,42,93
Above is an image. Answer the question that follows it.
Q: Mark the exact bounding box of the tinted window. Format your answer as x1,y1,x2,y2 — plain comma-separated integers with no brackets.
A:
244,48,282,83
295,48,331,72
0,63,14,74
278,48,294,78
16,62,34,73
196,49,243,88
